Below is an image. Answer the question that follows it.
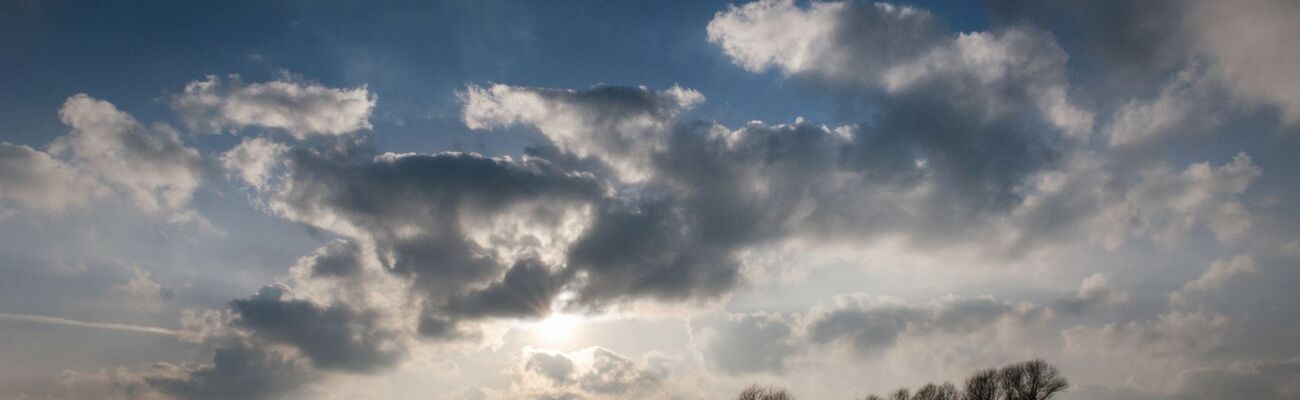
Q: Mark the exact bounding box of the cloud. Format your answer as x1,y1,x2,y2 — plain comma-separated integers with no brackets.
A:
699,313,798,374
698,294,1050,375
1169,255,1257,306
990,0,1300,127
807,294,1048,357
1190,0,1300,124
1006,152,1260,253
225,139,603,337
1171,357,1300,400
1,94,203,221
228,284,403,373
513,347,670,399
462,83,702,182
45,94,203,216
0,312,178,337
1054,273,1129,314
1062,311,1230,359
1105,62,1230,146
221,137,288,191
0,142,102,213
141,342,317,400
707,0,941,84
173,75,375,139
708,0,1093,138
115,267,175,300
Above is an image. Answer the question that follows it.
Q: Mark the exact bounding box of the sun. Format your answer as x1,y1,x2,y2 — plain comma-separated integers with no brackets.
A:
532,313,582,344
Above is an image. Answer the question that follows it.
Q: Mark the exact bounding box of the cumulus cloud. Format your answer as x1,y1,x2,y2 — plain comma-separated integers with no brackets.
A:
1063,311,1230,359
1006,152,1260,253
140,342,317,400
0,142,102,213
173,75,375,139
991,0,1300,128
1169,255,1257,306
708,0,1093,138
49,94,203,215
699,313,798,374
512,347,670,399
228,284,403,373
462,83,702,182
1105,62,1230,146
223,139,603,338
115,267,175,300
123,238,417,399
1190,0,1300,124
8,1,1295,398
1054,273,1129,313
698,294,1050,375
807,294,1049,357
1171,357,1300,400
1,94,203,219
221,137,288,191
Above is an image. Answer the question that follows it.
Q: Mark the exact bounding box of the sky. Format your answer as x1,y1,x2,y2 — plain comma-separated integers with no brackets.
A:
0,0,1298,399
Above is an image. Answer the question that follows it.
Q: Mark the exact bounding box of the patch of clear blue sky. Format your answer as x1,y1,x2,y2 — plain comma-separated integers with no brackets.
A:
0,0,989,156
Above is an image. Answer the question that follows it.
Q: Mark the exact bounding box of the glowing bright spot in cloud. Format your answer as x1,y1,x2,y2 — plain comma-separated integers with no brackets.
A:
532,313,583,344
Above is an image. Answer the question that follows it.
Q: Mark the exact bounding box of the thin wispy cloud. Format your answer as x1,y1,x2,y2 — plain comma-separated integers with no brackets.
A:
0,312,179,336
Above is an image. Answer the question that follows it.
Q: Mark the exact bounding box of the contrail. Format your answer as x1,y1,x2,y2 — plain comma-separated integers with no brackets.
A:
0,312,179,336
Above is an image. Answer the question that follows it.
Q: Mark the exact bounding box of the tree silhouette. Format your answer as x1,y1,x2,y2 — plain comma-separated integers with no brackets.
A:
845,359,1068,400
736,384,796,400
734,360,1067,400
963,369,1000,400
997,359,1068,400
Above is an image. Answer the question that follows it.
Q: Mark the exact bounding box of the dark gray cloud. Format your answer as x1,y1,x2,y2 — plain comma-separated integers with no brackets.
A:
447,258,567,319
229,285,400,372
985,0,1190,92
225,138,604,337
298,239,365,278
142,342,316,400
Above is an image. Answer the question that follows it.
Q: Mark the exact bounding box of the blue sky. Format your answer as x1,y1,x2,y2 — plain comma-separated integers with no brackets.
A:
3,0,991,152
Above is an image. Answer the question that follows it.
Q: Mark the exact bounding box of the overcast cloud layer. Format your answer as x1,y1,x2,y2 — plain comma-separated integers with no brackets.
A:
2,1,1299,399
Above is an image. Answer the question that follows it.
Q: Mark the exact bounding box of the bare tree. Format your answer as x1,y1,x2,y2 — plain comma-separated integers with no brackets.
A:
997,360,1068,400
963,369,1000,400
856,360,1067,400
736,384,796,400
913,382,960,400
889,388,910,400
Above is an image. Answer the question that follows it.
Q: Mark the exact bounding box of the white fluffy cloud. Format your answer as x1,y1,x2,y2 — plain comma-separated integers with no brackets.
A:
173,75,376,139
1105,62,1229,146
511,347,672,399
0,142,103,213
50,94,203,215
1,94,202,217
462,83,702,182
708,0,1093,138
